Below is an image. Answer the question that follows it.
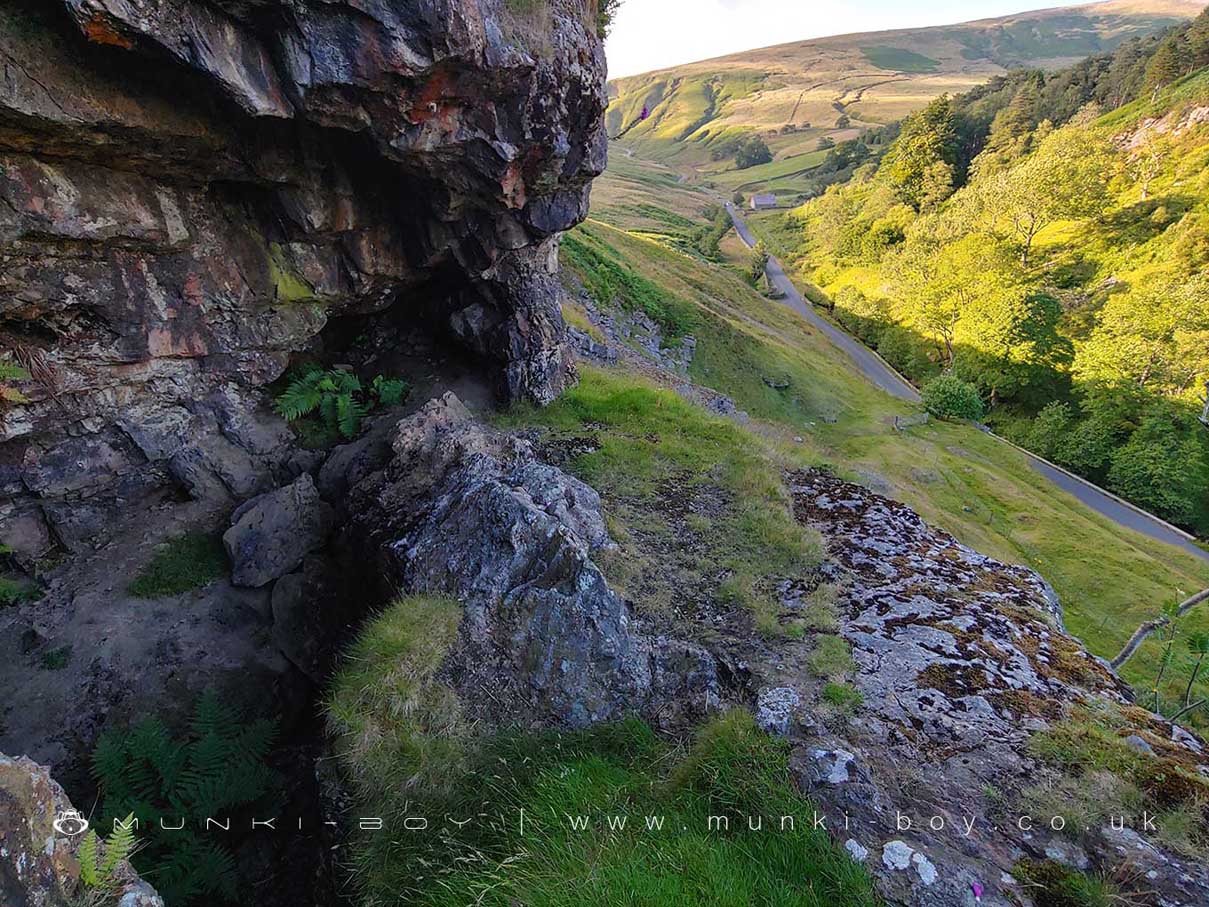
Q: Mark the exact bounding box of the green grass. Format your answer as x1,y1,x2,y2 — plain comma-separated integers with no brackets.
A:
0,575,40,606
497,367,822,626
821,682,864,712
128,531,228,598
1026,704,1209,859
1012,859,1122,907
329,602,878,907
41,645,71,670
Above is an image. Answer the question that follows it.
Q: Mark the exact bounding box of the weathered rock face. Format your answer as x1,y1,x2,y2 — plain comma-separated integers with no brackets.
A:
0,753,163,907
344,393,720,728
776,471,1209,907
1,0,605,554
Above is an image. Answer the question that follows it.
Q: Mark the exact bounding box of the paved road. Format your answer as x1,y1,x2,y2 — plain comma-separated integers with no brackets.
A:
725,203,1209,563
727,203,919,402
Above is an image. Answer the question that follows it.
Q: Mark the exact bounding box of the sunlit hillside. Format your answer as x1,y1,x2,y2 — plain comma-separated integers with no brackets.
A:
607,0,1201,192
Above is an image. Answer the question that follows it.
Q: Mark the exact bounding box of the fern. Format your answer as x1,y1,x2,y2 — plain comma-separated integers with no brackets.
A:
76,815,136,893
275,367,407,440
90,691,277,906
78,830,100,888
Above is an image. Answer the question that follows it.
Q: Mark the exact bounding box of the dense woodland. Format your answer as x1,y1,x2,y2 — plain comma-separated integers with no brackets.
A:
761,9,1209,533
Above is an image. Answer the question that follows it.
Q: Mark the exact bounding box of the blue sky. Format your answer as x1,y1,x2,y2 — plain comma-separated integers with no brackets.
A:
605,0,1102,77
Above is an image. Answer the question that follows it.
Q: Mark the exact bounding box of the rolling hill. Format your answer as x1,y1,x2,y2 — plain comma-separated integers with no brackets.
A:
607,0,1202,192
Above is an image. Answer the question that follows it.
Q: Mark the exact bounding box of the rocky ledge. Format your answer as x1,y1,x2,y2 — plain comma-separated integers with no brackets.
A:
776,470,1209,907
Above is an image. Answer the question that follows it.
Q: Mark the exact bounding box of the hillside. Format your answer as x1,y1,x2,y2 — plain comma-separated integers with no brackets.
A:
607,0,1201,195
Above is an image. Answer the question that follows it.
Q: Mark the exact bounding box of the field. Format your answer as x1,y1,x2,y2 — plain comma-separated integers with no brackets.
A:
564,156,1209,718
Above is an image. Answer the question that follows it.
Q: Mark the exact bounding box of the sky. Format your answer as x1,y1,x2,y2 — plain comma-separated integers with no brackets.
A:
605,0,1102,78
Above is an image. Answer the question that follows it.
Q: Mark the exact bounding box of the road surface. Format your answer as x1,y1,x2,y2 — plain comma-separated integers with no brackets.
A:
727,203,919,402
725,203,1209,563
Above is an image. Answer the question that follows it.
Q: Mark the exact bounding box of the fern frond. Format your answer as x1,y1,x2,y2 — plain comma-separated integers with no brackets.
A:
101,815,137,877
78,830,100,888
274,371,325,421
335,393,367,438
373,376,409,407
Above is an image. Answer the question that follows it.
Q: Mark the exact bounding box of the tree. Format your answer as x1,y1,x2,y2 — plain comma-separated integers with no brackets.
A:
817,136,835,151
1128,134,1169,202
1185,632,1209,709
921,375,984,421
882,96,958,211
954,288,1071,407
1074,274,1209,399
1107,412,1208,526
1143,36,1186,98
732,190,745,205
748,241,770,285
982,127,1112,265
734,134,773,169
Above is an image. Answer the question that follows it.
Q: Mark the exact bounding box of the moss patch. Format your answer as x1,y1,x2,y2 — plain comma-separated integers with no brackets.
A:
128,532,228,598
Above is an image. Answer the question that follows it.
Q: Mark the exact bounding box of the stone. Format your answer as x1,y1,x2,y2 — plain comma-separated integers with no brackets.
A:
882,841,914,871
0,753,164,907
346,394,719,729
756,687,802,736
1124,734,1156,756
224,474,334,587
844,839,870,862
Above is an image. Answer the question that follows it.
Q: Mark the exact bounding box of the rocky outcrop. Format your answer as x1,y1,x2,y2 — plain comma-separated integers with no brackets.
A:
777,470,1209,907
0,753,163,907
345,392,720,728
1,0,605,554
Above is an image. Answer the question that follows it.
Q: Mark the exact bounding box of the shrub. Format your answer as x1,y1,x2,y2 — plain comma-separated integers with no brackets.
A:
128,532,227,598
921,374,985,421
275,367,408,440
91,692,277,905
0,576,40,606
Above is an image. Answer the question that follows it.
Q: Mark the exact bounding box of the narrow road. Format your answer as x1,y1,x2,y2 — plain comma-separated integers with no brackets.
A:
725,203,1209,563
727,202,919,402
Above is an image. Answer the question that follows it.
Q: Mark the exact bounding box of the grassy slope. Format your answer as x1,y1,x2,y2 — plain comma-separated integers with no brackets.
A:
607,1,1197,184
571,157,1209,715
330,597,878,906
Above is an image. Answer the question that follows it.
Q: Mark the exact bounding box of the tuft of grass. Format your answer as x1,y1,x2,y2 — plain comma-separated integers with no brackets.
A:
0,575,40,606
1012,859,1122,907
808,635,855,679
821,682,864,712
41,645,71,670
128,532,228,598
327,595,465,799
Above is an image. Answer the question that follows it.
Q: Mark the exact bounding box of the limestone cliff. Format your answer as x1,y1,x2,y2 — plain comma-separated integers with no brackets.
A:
0,0,605,558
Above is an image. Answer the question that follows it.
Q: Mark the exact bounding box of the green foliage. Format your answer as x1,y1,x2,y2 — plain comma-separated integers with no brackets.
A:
128,532,227,599
91,691,277,905
0,575,40,606
821,682,864,711
733,133,773,170
562,232,698,342
78,816,137,893
921,375,985,421
41,645,71,670
594,0,622,37
1106,413,1208,527
881,96,957,210
747,240,770,284
0,360,30,408
275,366,409,440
